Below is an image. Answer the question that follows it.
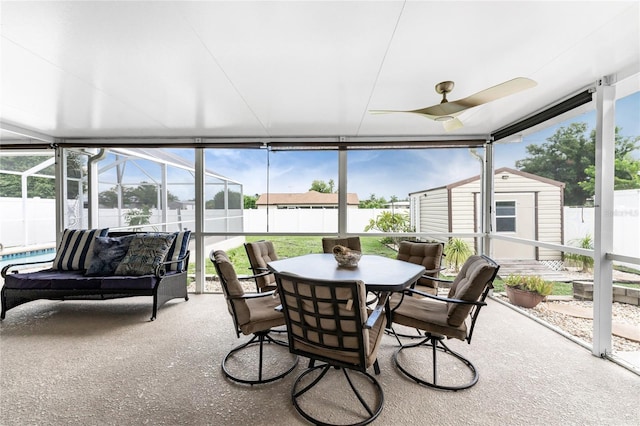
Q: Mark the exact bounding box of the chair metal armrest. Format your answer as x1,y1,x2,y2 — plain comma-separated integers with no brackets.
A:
430,276,454,284
237,270,271,281
229,289,277,300
403,287,487,307
422,267,445,276
365,293,389,329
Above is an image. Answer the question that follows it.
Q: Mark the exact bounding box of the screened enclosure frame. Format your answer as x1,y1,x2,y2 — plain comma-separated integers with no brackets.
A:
1,77,638,371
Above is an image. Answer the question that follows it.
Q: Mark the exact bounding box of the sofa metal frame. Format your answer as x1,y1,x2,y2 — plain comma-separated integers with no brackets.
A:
1,231,190,321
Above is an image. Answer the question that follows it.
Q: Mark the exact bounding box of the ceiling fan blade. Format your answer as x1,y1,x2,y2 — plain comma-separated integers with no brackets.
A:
412,77,537,117
448,77,537,108
369,108,463,131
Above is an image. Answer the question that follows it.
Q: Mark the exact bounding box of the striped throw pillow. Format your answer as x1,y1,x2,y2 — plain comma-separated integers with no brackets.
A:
165,230,191,272
52,228,109,271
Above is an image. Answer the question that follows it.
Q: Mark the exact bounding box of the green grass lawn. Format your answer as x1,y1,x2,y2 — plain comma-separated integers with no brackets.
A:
491,279,574,296
196,236,629,297
198,236,398,276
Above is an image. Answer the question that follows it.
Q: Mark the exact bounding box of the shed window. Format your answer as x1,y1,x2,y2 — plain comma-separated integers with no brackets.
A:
496,201,516,232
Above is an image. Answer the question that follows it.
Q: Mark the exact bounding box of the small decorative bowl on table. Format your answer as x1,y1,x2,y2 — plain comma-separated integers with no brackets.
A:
332,245,362,268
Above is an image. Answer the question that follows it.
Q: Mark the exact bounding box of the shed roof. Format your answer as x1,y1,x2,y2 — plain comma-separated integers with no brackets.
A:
409,167,565,195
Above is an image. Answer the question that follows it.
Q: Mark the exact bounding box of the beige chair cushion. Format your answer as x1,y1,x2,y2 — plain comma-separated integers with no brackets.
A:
396,241,442,291
322,237,362,253
245,241,278,289
391,255,496,339
213,250,251,327
446,256,497,327
241,296,286,335
214,249,286,335
391,294,467,341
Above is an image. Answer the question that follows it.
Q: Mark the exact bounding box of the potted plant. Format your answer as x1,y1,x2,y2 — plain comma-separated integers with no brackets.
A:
504,274,554,308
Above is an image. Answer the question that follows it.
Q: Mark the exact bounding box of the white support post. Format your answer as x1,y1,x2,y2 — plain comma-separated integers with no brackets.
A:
55,148,66,241
593,78,615,357
161,163,168,232
88,157,99,228
338,149,347,235
482,141,494,256
224,181,229,232
87,149,106,228
194,148,205,293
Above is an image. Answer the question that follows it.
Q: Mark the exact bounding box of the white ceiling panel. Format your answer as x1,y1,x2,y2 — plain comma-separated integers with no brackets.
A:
0,1,638,143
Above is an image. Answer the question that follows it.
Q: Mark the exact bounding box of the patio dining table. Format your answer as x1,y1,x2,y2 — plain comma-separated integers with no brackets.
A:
267,253,425,293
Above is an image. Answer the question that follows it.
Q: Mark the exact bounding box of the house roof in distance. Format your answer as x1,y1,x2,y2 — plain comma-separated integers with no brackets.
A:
256,191,359,206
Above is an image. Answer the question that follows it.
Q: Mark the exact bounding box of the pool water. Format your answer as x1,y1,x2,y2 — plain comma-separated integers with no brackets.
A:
0,249,56,270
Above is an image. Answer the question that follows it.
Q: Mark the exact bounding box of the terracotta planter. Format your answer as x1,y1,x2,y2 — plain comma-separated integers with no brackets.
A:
505,286,545,308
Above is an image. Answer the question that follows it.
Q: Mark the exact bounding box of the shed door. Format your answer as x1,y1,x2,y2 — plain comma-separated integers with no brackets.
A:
492,193,536,259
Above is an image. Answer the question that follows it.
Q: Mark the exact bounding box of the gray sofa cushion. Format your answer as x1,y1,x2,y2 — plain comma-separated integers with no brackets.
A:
85,235,135,276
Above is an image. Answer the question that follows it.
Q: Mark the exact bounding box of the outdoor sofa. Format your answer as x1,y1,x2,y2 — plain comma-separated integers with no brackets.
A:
1,229,190,321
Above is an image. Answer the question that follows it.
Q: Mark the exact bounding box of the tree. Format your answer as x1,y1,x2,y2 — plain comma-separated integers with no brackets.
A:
359,193,387,209
0,155,56,198
243,194,258,209
207,190,242,209
98,189,118,207
98,182,179,208
0,152,86,199
309,179,335,193
515,122,639,206
579,154,640,194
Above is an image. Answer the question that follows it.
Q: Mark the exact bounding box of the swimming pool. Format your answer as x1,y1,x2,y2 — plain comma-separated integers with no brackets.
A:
0,248,56,270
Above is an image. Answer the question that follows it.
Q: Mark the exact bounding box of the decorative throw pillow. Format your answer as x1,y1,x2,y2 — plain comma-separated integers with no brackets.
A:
165,230,191,272
52,228,109,271
114,233,176,276
85,235,135,276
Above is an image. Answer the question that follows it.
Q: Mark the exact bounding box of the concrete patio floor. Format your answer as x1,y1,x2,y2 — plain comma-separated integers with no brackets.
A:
1,293,639,425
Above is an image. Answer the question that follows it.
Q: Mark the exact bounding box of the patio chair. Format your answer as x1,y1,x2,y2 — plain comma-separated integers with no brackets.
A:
210,250,297,385
321,236,362,253
274,271,388,426
244,240,278,292
396,241,444,295
390,255,499,391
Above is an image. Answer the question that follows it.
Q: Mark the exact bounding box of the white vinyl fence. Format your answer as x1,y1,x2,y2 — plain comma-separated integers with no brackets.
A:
564,189,639,267
1,191,638,267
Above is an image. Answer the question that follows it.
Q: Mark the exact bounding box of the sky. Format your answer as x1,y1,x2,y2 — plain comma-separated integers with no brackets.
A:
197,92,639,201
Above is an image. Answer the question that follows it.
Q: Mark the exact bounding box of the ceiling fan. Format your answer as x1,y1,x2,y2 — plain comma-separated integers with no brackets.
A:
370,77,537,131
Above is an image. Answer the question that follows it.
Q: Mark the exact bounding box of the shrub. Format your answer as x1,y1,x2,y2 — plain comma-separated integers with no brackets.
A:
364,211,413,247
124,207,152,230
504,274,554,296
564,234,594,272
443,238,472,272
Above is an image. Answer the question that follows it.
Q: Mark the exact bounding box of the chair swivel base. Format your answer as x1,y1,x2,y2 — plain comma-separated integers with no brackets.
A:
291,363,384,426
222,331,298,385
394,334,479,391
